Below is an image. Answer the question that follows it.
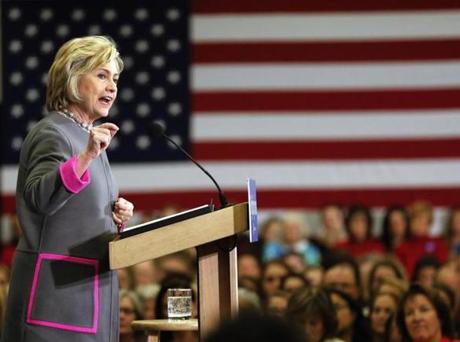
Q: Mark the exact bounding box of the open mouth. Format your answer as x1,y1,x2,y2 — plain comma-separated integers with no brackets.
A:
99,96,113,105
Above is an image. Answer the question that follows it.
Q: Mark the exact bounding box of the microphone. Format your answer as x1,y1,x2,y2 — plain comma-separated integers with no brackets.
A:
150,121,229,209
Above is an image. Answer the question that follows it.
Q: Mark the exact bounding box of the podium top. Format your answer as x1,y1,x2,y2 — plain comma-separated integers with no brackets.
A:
132,319,198,332
120,204,214,239
109,202,248,269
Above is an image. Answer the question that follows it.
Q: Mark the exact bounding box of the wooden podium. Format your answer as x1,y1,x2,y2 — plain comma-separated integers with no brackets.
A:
109,202,249,339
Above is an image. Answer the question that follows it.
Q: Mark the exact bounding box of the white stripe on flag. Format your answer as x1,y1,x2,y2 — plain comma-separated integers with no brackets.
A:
4,160,460,193
192,62,460,90
192,11,460,42
192,110,460,141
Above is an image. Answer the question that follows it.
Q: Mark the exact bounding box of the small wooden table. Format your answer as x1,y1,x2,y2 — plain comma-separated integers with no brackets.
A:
132,319,199,342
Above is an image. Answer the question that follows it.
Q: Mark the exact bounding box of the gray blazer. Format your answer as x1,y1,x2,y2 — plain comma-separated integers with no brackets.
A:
2,112,120,341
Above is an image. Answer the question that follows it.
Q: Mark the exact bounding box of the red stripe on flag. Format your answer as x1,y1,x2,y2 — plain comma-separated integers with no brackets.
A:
193,89,460,112
192,0,460,13
193,40,460,64
87,188,460,210
193,139,460,161
3,187,460,213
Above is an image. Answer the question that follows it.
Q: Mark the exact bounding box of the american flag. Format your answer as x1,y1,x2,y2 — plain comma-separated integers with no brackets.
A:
2,1,460,214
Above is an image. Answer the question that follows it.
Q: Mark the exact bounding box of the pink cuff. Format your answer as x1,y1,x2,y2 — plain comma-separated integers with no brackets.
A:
59,155,91,194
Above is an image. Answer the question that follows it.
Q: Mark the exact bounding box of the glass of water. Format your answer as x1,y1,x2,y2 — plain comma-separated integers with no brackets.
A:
167,288,192,319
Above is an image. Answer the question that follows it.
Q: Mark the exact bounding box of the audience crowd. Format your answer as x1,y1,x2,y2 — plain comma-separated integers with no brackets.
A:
1,200,460,341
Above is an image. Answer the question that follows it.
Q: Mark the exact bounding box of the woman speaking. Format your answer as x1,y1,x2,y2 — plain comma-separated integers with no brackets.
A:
2,36,134,341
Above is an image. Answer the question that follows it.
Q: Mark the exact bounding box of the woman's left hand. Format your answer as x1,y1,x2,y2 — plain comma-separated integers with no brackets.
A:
112,197,134,231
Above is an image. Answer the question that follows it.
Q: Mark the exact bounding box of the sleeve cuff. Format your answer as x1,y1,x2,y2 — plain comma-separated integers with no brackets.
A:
59,155,91,194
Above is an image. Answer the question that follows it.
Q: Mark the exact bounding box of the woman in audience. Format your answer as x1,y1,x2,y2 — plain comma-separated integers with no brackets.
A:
304,265,324,287
396,201,449,276
0,285,8,338
259,217,285,262
375,277,408,300
396,284,457,342
381,205,410,252
238,287,262,313
444,206,460,257
336,204,384,258
319,203,347,248
118,266,135,290
238,253,262,282
265,290,290,317
136,284,159,320
412,255,441,288
261,259,290,300
286,287,342,342
326,288,372,342
282,215,321,266
384,314,403,342
281,273,309,295
369,291,400,342
119,289,147,342
368,257,407,300
283,251,307,275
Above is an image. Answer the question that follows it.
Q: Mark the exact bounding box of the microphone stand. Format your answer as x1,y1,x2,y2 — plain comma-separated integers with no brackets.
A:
161,133,229,209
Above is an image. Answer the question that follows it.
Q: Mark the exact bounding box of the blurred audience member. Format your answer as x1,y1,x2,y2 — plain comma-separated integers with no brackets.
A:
326,288,372,342
0,266,10,290
265,290,290,317
238,275,261,295
433,282,456,314
286,287,342,342
238,287,262,313
0,285,8,337
118,267,135,290
261,260,289,299
283,251,306,274
336,204,384,258
396,201,449,276
156,251,196,280
368,257,407,300
369,292,400,342
381,205,409,252
119,289,147,342
204,312,306,342
323,254,362,301
136,284,159,320
445,206,460,257
396,284,457,342
375,277,408,300
358,253,382,302
238,253,261,281
283,214,321,266
281,273,309,295
384,314,403,342
319,203,347,248
0,214,20,267
132,260,158,290
304,265,324,287
259,217,285,262
412,255,441,288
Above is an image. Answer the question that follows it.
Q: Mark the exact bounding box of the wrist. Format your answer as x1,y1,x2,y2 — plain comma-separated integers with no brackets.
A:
76,150,94,177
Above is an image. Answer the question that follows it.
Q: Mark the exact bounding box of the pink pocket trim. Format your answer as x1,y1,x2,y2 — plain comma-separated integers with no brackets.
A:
26,253,99,334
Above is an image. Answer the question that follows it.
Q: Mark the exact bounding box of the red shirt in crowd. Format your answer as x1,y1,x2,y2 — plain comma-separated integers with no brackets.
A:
335,239,385,258
395,236,449,277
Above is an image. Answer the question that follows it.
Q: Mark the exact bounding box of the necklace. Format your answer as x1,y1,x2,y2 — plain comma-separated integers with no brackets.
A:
59,109,93,132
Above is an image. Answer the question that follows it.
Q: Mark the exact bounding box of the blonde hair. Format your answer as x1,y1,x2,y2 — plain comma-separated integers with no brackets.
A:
409,200,433,224
46,36,123,112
